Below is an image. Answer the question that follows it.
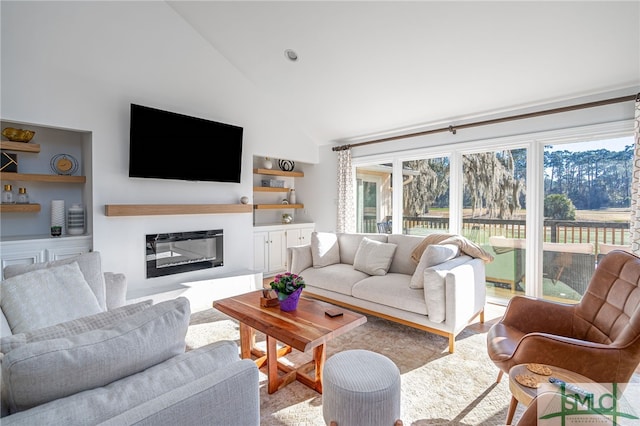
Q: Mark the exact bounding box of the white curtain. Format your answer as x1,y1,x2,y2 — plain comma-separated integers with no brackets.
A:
630,94,640,254
336,148,356,233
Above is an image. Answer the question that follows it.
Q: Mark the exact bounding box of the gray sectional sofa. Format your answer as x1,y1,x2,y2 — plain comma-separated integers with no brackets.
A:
0,252,259,425
287,232,489,353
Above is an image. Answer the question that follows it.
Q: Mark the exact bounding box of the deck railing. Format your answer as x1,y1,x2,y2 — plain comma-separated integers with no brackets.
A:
363,216,630,257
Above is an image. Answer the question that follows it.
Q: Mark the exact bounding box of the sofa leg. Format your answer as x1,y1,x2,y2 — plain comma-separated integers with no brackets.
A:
496,370,504,383
480,309,485,324
448,334,455,353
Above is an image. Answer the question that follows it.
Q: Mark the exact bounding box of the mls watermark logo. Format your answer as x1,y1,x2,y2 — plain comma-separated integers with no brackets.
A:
537,382,640,425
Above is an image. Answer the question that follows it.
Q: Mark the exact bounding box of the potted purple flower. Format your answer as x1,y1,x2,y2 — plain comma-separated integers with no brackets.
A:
269,272,306,311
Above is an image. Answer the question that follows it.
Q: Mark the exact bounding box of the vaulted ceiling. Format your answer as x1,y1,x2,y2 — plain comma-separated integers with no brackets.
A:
169,1,640,146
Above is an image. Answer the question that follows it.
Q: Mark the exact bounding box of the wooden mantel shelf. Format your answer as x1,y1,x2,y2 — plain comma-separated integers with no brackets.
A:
104,204,253,217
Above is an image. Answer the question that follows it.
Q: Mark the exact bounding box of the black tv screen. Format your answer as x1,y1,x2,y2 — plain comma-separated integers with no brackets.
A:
129,104,243,183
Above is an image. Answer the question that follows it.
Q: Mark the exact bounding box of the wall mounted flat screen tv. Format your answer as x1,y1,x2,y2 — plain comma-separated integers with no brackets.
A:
129,104,243,183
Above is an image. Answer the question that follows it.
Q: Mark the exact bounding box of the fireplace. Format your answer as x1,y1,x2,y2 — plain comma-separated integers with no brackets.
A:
145,229,223,278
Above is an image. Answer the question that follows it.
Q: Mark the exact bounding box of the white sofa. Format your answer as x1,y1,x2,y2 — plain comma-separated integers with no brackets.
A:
0,252,260,425
287,232,489,353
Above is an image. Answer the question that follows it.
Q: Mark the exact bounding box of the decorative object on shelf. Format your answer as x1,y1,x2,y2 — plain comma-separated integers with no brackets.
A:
261,179,284,187
67,203,85,235
50,153,79,175
51,199,65,236
2,184,15,204
240,196,249,204
263,157,273,169
278,159,295,172
289,188,296,204
2,127,35,143
282,213,293,224
1,152,18,172
281,199,289,205
269,272,305,311
16,187,29,204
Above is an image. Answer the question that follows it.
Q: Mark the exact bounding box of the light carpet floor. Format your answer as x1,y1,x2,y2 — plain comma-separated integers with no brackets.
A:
186,304,529,425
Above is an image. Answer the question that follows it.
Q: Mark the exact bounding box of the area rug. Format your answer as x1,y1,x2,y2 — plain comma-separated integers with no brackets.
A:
186,306,528,425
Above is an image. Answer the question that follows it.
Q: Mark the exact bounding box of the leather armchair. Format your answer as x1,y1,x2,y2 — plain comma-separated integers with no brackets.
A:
487,249,640,386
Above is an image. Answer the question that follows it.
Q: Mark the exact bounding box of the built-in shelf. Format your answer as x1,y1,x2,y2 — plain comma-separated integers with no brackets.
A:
0,203,41,213
253,168,304,178
0,172,86,183
253,204,304,210
254,187,290,193
0,141,41,153
104,204,254,217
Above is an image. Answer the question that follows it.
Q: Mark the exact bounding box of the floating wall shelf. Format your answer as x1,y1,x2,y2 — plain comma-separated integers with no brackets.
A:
0,203,41,213
0,172,86,183
104,204,253,217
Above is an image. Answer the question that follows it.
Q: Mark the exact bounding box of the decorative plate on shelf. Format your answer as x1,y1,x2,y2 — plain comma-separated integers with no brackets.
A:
50,153,79,175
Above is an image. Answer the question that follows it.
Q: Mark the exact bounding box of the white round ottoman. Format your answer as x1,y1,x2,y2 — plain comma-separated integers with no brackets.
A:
322,349,402,426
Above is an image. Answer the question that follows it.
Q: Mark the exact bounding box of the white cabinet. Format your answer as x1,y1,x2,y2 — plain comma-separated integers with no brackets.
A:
254,223,314,276
253,229,286,276
0,235,92,279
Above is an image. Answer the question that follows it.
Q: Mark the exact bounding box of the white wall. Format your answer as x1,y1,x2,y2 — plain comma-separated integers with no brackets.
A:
1,1,319,297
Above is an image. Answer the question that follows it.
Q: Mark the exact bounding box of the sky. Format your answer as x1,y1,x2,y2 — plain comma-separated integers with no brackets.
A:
545,136,633,153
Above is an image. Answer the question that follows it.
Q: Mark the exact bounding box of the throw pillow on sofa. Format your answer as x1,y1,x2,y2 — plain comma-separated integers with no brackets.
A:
353,237,397,276
3,251,108,311
1,297,191,413
409,244,460,289
311,232,341,267
0,262,103,334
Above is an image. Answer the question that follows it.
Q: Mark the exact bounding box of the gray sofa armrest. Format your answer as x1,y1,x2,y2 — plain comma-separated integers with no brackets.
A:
288,245,312,274
104,272,127,310
443,257,486,333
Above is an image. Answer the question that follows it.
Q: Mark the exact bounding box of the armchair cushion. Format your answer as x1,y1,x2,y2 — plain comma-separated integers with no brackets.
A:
0,300,153,354
2,297,190,413
0,262,102,334
3,252,108,311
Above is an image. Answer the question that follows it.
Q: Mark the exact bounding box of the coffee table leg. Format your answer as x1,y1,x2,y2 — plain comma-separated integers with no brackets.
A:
239,322,254,360
267,335,279,394
506,396,517,425
314,344,326,393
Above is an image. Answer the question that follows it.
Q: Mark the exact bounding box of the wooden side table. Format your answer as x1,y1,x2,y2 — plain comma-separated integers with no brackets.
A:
506,364,608,425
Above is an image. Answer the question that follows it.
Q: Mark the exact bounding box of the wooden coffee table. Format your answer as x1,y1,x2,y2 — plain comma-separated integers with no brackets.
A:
213,290,367,394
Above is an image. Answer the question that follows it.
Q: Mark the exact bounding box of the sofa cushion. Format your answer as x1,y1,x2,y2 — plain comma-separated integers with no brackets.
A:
302,264,369,296
311,232,341,267
387,234,425,274
352,274,428,315
0,262,103,334
424,255,474,323
2,297,190,413
410,244,460,289
338,233,388,265
3,252,108,311
353,237,397,276
0,300,153,354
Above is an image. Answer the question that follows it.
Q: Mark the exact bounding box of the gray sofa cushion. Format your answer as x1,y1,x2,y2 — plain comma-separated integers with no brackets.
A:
0,262,103,334
387,234,424,275
353,237,397,276
338,233,388,265
0,300,153,354
3,252,108,311
2,297,190,413
1,341,258,426
410,244,459,289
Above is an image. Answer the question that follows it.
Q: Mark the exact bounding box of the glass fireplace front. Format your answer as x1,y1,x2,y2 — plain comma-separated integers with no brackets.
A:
145,229,223,278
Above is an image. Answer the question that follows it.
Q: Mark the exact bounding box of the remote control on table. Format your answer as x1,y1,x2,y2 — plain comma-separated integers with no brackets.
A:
548,377,593,398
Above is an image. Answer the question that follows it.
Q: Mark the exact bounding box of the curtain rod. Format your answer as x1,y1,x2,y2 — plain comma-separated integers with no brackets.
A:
332,93,639,152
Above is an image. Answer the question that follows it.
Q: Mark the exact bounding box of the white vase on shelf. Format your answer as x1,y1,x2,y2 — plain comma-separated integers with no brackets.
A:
289,188,296,204
67,203,85,235
51,200,65,236
263,157,273,169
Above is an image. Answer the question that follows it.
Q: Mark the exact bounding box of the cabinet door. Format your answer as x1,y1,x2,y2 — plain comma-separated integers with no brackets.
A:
46,243,91,262
299,226,314,246
267,230,286,273
285,229,301,248
0,249,46,280
253,232,269,273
